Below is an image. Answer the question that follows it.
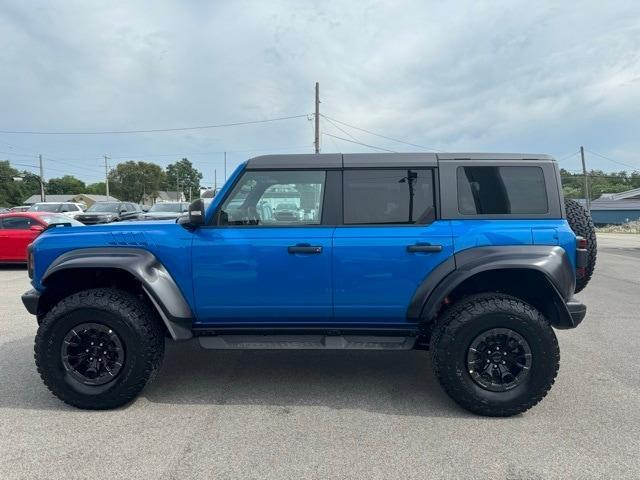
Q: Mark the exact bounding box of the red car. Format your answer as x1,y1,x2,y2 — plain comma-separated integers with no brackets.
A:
0,212,82,263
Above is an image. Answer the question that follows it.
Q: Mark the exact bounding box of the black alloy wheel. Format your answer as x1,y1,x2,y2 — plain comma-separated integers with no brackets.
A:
466,327,532,392
61,323,125,386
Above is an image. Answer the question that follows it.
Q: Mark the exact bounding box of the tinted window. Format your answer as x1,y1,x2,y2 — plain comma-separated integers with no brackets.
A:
29,203,62,212
343,169,435,224
457,166,548,215
219,170,325,226
86,203,119,213
1,216,35,229
149,203,183,213
39,214,83,226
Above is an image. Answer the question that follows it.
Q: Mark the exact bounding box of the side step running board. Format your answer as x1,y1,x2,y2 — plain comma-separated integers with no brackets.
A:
198,334,416,350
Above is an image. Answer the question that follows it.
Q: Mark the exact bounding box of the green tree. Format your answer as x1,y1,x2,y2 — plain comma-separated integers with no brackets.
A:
0,161,40,206
47,175,86,195
165,158,202,201
86,182,107,195
108,161,166,202
561,168,640,200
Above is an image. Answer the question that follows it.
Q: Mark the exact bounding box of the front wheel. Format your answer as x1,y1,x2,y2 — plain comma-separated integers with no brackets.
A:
430,294,559,417
34,288,164,409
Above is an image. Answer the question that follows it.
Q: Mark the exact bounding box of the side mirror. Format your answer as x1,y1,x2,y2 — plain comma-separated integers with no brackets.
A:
30,224,45,232
188,199,205,227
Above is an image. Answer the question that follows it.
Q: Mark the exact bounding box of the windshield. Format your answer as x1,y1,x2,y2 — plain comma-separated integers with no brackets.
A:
86,203,120,213
29,203,62,212
149,203,184,213
39,214,83,226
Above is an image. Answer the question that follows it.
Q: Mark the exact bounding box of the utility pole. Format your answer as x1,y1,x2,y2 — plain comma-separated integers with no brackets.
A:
224,151,227,181
314,82,320,154
176,175,180,201
580,146,591,213
38,154,46,201
214,169,217,191
104,154,110,199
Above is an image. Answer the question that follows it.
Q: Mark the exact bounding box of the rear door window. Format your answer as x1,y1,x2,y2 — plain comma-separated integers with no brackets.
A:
457,166,548,215
343,169,436,224
1,216,34,229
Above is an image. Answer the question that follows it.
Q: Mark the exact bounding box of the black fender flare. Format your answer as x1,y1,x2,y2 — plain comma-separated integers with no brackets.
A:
42,247,193,340
408,246,578,329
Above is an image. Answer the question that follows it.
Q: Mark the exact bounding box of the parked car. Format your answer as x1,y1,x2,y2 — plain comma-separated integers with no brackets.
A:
141,202,190,220
273,202,301,222
0,212,82,263
23,153,595,415
29,202,85,219
10,205,31,212
75,201,142,224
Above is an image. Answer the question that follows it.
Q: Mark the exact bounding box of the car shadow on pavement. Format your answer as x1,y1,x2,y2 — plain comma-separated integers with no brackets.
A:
0,264,27,270
0,336,467,418
142,340,467,418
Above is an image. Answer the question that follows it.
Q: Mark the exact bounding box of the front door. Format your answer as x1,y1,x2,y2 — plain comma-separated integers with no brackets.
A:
192,169,333,324
332,168,454,324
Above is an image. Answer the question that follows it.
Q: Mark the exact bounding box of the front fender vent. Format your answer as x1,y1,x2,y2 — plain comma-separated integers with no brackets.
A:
108,232,148,246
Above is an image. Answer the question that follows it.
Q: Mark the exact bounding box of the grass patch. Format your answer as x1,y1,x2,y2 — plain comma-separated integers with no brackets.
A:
596,221,640,234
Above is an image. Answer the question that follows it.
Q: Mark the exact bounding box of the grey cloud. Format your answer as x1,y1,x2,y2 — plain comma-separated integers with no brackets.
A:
0,0,639,185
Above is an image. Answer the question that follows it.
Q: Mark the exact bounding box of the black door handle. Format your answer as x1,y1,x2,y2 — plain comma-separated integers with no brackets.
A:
407,243,443,253
288,244,323,254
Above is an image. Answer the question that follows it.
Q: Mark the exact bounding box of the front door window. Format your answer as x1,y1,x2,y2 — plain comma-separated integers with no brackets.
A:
218,170,326,226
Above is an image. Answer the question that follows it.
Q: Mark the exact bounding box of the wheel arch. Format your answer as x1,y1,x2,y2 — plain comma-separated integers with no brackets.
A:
39,248,193,340
410,246,578,329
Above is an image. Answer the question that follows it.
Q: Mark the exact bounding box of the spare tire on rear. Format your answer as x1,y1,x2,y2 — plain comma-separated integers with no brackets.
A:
564,198,597,293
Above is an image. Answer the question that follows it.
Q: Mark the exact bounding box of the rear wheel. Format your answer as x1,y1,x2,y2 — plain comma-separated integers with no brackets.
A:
564,198,597,293
34,288,164,409
430,294,559,417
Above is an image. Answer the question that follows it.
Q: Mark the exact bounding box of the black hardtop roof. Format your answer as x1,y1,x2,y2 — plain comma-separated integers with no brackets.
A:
246,152,555,169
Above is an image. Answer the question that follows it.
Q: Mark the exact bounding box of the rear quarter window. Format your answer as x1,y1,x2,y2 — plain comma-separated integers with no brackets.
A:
457,166,548,215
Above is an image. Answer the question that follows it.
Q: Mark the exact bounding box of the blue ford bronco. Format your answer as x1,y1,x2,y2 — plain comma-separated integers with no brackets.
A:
22,153,596,416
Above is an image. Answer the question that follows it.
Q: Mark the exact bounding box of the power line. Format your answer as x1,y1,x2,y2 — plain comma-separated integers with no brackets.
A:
0,114,309,135
109,145,311,159
321,114,441,152
322,132,396,153
323,115,366,144
557,150,580,162
8,162,38,168
585,149,640,170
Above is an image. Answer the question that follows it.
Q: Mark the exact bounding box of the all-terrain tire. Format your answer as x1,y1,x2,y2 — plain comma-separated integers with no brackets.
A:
34,288,165,409
564,198,597,293
430,293,559,417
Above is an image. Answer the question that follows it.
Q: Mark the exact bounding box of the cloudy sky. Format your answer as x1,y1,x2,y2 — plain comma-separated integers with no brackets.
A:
1,1,639,186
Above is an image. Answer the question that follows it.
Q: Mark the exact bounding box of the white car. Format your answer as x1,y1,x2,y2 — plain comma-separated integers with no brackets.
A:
28,202,86,219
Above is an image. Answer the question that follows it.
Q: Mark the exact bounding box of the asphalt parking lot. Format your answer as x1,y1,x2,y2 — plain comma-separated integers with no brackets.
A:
1,233,639,479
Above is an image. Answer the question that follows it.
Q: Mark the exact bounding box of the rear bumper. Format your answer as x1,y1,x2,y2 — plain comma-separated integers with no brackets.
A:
22,288,40,315
565,299,587,328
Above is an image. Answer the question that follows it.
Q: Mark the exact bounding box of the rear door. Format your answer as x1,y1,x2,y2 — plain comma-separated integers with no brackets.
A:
333,165,453,324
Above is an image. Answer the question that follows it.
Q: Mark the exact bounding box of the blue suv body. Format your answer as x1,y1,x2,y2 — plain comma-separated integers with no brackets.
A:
23,153,593,416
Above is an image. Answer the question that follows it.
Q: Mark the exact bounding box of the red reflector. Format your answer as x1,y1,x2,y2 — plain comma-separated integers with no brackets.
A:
577,237,588,249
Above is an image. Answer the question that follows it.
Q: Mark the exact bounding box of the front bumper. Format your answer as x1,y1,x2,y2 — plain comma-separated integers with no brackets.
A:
22,288,40,315
565,299,587,328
